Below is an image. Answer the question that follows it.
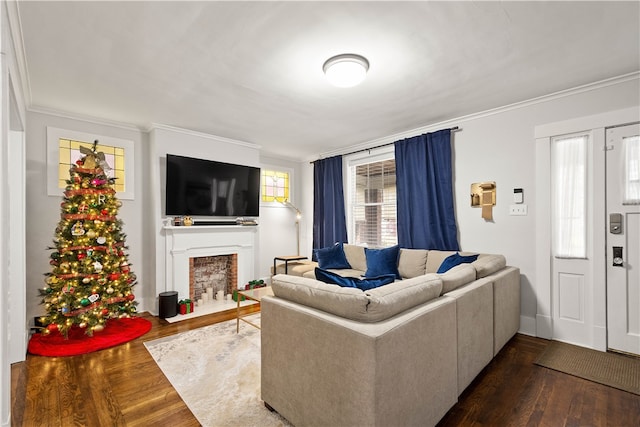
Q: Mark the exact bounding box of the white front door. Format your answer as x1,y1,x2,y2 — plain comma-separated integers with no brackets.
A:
606,123,640,356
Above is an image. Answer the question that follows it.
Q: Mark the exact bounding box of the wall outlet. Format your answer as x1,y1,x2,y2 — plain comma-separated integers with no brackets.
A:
509,204,528,215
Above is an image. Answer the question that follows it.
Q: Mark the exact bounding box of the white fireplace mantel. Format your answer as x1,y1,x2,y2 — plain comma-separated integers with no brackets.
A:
162,225,259,300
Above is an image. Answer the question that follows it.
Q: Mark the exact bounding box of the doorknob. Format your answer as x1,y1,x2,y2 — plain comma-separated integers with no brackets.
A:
613,246,624,267
610,213,623,234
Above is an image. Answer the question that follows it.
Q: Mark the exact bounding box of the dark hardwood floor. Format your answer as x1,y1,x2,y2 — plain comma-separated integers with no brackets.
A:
12,310,640,426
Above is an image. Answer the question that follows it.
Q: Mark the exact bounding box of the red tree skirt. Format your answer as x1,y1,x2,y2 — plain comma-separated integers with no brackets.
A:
28,317,152,357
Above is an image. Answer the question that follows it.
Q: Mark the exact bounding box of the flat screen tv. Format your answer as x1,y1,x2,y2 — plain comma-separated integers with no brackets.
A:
165,154,260,218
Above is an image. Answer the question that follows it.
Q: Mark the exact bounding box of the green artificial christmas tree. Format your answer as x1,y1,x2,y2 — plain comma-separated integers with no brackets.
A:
40,141,138,337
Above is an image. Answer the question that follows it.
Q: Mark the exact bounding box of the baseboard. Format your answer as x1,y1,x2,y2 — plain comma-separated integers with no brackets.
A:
536,314,553,339
518,315,536,336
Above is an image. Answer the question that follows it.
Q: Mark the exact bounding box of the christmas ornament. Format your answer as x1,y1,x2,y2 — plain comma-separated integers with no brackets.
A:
109,272,120,280
82,277,91,284
88,294,100,303
101,208,109,215
93,261,103,272
46,324,58,332
93,324,105,332
126,294,135,301
86,229,97,238
106,287,114,294
80,298,90,307
71,222,85,236
77,253,86,260
96,236,107,244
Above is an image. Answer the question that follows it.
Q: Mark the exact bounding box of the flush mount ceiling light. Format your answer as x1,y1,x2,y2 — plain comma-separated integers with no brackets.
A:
323,54,369,88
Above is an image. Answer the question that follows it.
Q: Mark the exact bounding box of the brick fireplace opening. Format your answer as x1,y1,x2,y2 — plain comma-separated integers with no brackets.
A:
188,254,238,302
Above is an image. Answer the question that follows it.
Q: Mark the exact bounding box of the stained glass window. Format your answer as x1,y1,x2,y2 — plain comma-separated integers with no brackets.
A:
58,139,126,193
261,170,289,202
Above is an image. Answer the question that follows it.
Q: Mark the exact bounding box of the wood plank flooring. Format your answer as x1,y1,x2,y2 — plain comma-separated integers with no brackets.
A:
12,310,640,426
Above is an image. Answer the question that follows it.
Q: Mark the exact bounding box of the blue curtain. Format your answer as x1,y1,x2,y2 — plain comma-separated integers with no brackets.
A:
313,155,348,254
394,129,460,250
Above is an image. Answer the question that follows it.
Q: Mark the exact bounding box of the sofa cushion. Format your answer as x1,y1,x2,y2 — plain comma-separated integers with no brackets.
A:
437,253,479,273
398,248,428,278
343,244,367,272
425,250,458,273
364,245,401,279
271,274,370,320
271,273,443,323
314,243,351,270
439,264,478,294
315,268,396,291
365,274,443,321
472,254,507,278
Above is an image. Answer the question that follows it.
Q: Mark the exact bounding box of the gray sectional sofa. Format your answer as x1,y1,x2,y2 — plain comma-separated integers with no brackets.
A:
261,246,520,427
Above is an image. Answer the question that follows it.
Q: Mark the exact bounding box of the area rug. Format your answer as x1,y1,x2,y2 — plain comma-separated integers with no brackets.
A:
144,316,291,427
535,340,640,395
28,317,152,357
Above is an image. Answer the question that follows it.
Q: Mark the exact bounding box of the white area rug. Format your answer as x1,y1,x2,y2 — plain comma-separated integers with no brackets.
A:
144,316,291,427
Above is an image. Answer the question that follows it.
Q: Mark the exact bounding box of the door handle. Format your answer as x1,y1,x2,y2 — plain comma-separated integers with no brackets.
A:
613,246,624,267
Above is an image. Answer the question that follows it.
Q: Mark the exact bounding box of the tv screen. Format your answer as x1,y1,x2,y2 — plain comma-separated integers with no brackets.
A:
165,154,260,217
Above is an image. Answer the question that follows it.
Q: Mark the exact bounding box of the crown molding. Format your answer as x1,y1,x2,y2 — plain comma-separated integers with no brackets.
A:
28,105,144,132
314,72,640,161
148,123,261,150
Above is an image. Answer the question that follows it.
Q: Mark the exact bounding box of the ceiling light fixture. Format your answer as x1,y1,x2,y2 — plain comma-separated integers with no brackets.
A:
323,54,369,88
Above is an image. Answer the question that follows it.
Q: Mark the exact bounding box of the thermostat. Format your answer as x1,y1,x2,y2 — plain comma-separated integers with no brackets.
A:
514,188,524,204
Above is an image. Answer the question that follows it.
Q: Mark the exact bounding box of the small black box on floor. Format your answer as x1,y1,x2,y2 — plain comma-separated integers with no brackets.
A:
159,291,178,319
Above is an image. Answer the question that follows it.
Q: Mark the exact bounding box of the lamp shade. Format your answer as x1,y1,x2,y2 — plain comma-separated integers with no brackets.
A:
323,54,369,88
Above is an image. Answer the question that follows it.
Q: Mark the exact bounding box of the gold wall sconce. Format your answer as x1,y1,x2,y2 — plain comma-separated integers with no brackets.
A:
471,182,496,220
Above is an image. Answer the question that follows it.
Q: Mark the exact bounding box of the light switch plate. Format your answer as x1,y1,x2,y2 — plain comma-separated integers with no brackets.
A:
509,204,528,215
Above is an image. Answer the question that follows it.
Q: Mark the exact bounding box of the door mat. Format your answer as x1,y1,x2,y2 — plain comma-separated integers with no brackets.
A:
534,340,639,395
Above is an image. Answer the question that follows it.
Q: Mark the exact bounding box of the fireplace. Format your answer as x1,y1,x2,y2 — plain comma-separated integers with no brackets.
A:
189,254,238,301
162,224,258,305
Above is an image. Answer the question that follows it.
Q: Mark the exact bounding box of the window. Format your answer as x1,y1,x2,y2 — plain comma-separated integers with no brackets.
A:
348,153,397,248
58,139,125,193
261,169,290,203
47,127,135,200
623,135,640,204
551,133,588,258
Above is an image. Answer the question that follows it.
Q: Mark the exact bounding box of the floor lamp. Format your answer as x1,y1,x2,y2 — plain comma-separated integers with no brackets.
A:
281,199,302,256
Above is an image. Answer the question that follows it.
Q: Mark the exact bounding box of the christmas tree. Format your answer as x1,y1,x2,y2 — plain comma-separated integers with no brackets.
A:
40,140,138,337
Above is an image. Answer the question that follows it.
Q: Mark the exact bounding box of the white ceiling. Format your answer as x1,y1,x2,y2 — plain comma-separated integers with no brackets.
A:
16,1,640,160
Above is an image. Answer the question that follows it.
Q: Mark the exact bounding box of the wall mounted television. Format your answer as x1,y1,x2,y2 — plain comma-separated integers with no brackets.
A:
165,154,260,218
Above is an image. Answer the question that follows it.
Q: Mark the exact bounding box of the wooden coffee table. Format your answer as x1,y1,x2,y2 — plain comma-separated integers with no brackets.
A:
236,286,274,333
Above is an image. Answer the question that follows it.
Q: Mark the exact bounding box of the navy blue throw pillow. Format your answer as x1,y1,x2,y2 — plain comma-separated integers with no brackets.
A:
314,243,352,270
315,268,396,291
437,253,479,273
364,245,401,279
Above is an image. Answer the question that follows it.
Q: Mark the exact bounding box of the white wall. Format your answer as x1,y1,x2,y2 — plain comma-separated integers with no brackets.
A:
148,125,265,309
303,76,640,336
258,155,306,278
25,111,147,323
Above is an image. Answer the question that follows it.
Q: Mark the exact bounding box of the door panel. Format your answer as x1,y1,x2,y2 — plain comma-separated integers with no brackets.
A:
606,124,640,355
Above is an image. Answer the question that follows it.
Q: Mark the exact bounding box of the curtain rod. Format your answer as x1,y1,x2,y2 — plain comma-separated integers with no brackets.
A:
310,126,460,164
